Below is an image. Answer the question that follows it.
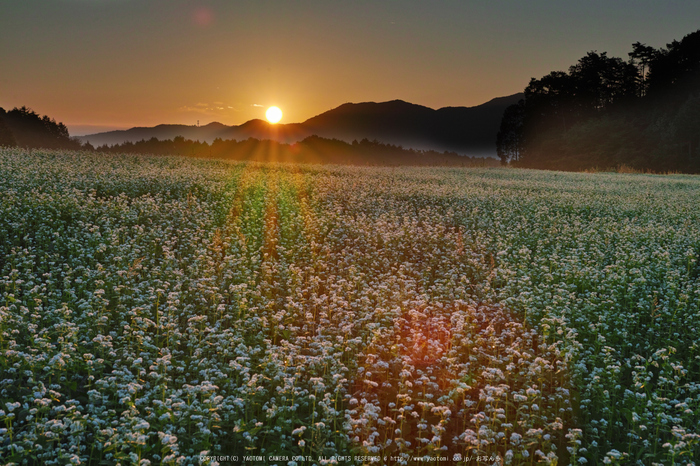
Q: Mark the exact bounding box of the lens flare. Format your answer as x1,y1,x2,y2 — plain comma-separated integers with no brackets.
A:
193,7,213,26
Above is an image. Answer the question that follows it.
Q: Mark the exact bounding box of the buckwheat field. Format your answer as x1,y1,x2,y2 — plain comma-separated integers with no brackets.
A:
1,148,699,465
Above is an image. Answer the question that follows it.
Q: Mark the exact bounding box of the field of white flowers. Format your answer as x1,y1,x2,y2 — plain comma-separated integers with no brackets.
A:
0,148,698,465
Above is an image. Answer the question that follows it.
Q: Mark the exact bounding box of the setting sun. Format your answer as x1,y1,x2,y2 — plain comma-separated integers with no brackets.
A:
266,106,282,124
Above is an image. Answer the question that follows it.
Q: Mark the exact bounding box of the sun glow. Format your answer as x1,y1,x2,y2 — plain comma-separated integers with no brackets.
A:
266,106,283,124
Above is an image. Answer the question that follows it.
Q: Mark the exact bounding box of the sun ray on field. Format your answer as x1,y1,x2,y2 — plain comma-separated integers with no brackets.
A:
6,151,699,462
349,301,573,461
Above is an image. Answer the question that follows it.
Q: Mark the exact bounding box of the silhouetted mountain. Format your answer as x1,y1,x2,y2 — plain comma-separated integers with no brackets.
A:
79,94,523,156
80,122,230,147
230,119,309,143
303,96,523,154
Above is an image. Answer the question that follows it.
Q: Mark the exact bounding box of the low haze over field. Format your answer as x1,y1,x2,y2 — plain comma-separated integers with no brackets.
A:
2,1,700,132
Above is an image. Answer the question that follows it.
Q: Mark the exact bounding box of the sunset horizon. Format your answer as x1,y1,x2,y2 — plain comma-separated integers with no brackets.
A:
4,1,700,133
63,93,520,137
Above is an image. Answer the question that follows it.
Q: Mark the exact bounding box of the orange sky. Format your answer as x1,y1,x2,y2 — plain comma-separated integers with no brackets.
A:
2,1,699,135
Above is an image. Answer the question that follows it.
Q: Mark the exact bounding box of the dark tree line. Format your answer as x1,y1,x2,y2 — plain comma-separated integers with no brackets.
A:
0,106,83,150
497,30,700,172
96,135,499,167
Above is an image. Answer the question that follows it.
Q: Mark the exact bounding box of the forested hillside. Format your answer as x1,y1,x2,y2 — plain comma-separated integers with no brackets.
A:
95,134,498,167
497,30,700,172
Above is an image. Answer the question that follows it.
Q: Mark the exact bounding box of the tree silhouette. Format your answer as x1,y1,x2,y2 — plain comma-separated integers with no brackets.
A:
673,93,700,161
629,42,657,97
496,100,525,164
647,30,700,99
2,106,81,150
0,109,17,147
497,29,700,172
567,51,638,111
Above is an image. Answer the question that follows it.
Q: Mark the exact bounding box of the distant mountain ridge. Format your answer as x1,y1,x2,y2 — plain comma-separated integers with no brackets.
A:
79,93,523,156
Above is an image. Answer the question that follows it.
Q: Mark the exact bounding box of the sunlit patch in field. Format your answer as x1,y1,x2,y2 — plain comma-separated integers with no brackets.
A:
349,302,572,463
398,309,452,369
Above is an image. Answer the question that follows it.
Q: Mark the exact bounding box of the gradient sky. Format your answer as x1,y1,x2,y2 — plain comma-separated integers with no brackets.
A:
2,1,699,135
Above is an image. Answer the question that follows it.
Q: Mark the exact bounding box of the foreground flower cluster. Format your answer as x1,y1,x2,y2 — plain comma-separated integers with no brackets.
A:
0,149,698,465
